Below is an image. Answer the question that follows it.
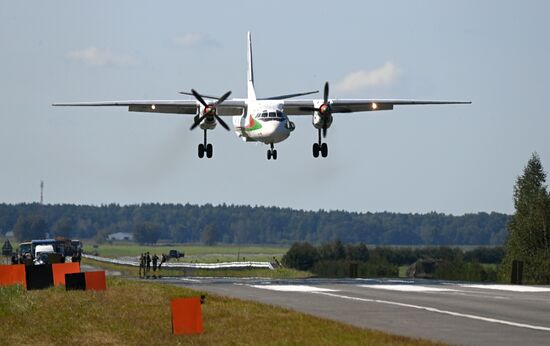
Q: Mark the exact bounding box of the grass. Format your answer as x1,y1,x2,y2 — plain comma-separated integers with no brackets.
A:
85,243,288,263
398,265,409,278
0,278,443,346
82,257,312,279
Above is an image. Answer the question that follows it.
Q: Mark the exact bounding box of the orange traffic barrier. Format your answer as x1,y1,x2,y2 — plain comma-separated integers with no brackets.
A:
84,271,106,291
52,262,81,286
0,264,26,287
171,297,204,335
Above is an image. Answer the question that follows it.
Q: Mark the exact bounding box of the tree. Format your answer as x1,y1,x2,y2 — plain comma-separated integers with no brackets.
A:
133,222,161,244
170,224,188,243
201,224,217,246
346,243,370,262
318,239,346,260
13,215,48,241
502,153,550,283
282,242,319,270
52,217,72,238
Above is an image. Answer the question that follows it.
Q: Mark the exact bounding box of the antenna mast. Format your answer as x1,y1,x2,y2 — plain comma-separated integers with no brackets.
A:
40,180,44,205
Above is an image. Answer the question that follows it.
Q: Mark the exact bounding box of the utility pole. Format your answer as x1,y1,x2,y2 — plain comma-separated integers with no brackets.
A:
40,180,44,205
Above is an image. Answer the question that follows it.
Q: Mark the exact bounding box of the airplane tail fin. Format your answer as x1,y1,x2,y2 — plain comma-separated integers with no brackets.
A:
247,31,257,100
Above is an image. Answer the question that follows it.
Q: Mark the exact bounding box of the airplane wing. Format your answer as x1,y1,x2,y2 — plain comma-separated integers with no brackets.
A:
283,99,471,115
52,100,247,116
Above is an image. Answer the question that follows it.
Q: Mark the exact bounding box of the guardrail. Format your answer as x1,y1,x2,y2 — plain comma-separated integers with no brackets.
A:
83,254,274,270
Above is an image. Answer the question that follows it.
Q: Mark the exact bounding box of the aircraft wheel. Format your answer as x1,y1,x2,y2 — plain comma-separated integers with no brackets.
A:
206,144,213,158
312,143,320,158
272,150,278,160
267,150,272,160
198,144,205,158
321,143,328,158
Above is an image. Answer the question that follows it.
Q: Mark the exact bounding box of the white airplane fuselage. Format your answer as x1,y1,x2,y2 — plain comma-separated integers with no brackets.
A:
231,100,294,144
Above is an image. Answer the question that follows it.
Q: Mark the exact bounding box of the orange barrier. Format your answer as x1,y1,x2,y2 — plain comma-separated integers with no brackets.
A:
171,297,204,335
52,262,81,286
84,271,106,291
0,264,26,287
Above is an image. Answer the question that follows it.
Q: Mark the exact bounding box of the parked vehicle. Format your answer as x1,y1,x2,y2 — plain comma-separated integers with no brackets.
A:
169,249,184,260
18,242,32,257
34,244,56,265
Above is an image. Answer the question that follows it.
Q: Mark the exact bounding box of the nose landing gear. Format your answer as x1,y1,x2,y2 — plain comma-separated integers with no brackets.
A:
267,143,278,160
312,129,328,158
198,129,213,159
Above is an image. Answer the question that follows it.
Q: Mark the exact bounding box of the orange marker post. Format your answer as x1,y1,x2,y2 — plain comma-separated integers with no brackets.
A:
52,262,81,286
0,264,26,287
171,297,204,335
84,271,107,291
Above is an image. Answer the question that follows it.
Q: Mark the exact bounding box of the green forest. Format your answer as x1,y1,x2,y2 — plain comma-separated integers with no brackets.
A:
0,203,508,245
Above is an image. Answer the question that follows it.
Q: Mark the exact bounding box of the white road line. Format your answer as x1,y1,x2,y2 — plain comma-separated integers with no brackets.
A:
176,277,202,282
249,285,338,293
312,291,550,332
458,284,550,292
359,284,458,292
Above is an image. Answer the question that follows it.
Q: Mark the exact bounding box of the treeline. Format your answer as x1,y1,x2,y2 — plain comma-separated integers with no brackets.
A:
0,203,509,245
282,240,503,281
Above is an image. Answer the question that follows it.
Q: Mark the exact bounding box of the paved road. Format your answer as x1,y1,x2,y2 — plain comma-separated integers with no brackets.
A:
159,277,550,346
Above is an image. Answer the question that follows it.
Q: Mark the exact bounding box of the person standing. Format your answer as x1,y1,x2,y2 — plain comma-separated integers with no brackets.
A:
139,253,145,278
146,252,151,274
152,253,159,272
158,253,167,270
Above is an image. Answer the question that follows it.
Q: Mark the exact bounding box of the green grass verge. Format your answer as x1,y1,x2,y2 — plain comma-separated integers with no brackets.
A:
0,278,443,346
398,265,409,278
82,257,312,279
85,243,288,262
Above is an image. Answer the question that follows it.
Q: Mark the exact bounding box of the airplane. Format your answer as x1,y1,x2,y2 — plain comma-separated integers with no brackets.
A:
53,32,470,160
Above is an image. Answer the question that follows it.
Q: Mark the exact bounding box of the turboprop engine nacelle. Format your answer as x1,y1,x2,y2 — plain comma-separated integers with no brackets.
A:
312,100,333,130
197,104,217,130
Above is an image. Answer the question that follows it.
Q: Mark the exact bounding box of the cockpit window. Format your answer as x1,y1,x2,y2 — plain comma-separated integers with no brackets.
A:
268,112,276,118
276,110,284,118
261,111,268,118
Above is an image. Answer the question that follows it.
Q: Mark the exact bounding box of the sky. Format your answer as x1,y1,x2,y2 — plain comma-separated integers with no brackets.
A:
1,0,549,215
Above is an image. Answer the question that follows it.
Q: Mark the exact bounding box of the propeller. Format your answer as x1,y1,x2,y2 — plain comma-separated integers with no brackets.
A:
299,82,331,137
189,89,232,131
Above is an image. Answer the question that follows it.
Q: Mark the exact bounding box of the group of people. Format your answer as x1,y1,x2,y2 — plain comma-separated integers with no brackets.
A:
138,252,167,278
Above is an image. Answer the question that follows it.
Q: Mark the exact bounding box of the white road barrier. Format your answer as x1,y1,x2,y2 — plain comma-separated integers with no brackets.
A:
83,254,274,270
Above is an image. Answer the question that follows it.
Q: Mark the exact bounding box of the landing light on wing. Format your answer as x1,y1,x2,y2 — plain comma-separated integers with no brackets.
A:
371,103,378,110
151,104,156,110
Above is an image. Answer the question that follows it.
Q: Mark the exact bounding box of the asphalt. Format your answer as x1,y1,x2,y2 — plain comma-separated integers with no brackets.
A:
158,276,550,346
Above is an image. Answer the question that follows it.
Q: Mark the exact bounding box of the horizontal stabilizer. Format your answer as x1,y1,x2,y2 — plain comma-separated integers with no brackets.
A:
260,90,319,100
178,91,219,100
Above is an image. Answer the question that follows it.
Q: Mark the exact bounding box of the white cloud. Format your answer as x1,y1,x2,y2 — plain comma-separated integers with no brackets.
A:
67,47,137,67
173,33,220,48
334,62,398,93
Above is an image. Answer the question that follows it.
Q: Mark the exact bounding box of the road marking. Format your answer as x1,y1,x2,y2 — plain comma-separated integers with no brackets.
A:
359,284,458,292
458,284,550,292
249,285,338,293
313,291,550,332
175,277,202,282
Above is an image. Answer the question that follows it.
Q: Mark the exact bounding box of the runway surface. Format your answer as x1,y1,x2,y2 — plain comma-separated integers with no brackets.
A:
159,276,550,345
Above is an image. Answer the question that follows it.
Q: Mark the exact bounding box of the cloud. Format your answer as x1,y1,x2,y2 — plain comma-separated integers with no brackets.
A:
334,62,398,93
173,33,220,48
67,47,138,67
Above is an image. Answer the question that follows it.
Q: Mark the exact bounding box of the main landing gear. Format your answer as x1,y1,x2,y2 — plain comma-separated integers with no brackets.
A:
267,143,278,160
198,129,213,159
312,129,328,158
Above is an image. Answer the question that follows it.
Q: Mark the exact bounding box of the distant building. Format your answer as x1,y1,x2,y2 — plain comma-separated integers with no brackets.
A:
4,231,14,238
107,232,134,241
